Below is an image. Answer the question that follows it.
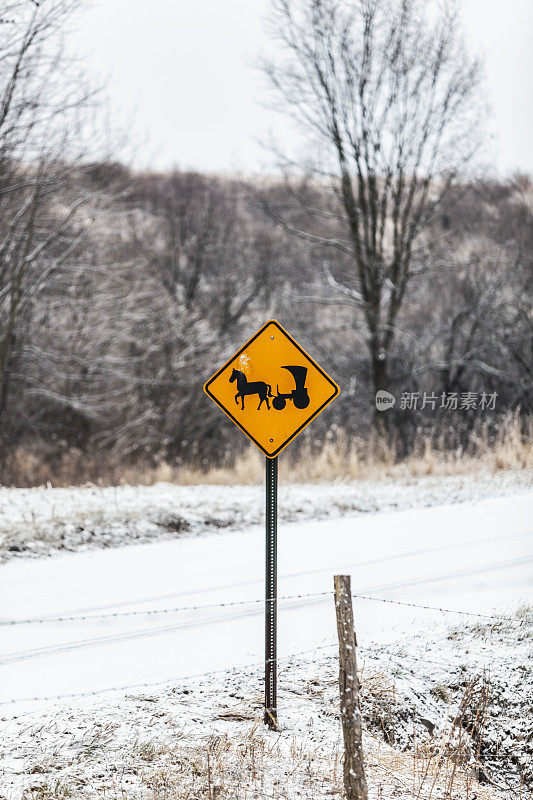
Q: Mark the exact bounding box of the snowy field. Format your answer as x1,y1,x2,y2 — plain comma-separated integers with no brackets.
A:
1,615,530,799
0,471,531,798
0,469,531,562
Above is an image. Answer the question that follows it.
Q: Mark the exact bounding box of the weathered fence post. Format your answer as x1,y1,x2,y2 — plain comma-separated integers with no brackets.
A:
334,575,368,800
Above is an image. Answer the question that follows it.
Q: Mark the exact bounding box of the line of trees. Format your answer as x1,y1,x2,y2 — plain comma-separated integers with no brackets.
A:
4,165,531,478
0,0,531,483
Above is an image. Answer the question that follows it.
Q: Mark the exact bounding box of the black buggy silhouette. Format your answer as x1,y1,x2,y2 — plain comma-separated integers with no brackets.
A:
272,366,310,410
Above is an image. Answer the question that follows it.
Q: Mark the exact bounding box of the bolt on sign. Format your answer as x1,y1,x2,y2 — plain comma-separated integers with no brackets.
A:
204,320,340,457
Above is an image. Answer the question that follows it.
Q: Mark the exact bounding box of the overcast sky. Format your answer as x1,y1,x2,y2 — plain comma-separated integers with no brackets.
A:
72,0,533,176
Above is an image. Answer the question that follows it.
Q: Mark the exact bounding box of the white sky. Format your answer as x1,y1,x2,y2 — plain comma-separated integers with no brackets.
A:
71,0,533,176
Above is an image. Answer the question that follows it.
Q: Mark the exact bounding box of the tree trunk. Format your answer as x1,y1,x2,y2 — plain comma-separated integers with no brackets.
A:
371,347,390,434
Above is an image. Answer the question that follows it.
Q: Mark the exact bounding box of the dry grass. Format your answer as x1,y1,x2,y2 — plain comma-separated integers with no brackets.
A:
15,727,508,800
13,670,517,800
5,412,532,487
140,729,340,800
136,727,504,800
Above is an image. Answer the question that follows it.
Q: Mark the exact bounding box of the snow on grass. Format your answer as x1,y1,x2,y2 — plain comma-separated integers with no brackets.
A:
0,472,530,798
0,490,530,724
0,469,531,562
1,614,529,800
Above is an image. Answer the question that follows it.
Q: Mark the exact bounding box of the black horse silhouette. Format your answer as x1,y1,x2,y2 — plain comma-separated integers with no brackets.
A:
229,368,272,410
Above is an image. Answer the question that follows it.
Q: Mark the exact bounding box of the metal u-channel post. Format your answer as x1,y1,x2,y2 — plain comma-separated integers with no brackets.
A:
265,455,278,727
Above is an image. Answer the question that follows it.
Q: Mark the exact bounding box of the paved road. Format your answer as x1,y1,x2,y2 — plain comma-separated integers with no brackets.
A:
0,492,531,712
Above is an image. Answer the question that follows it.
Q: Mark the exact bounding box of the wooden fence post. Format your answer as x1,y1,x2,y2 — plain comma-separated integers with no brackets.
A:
334,575,368,800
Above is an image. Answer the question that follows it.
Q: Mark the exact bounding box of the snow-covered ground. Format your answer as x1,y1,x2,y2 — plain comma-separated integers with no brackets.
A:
0,473,531,798
1,616,530,799
1,490,531,710
0,469,531,562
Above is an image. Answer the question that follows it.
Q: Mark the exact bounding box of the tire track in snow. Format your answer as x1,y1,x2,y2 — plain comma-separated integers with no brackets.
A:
0,554,530,667
43,528,532,616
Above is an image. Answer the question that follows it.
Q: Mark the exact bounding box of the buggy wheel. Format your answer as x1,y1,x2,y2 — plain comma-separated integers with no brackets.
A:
293,393,310,409
272,396,286,410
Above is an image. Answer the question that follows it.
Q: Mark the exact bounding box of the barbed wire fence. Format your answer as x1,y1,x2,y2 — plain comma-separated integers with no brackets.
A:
0,589,529,708
0,590,524,626
1,586,530,799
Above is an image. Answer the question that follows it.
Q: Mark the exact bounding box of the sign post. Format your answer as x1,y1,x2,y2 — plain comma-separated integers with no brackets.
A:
264,455,278,726
204,320,339,726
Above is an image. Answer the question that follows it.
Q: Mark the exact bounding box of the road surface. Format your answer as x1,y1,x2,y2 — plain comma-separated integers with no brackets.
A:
0,491,531,713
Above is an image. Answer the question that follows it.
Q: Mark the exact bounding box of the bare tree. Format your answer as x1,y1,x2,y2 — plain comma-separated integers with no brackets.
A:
260,0,486,427
133,172,276,336
416,237,533,414
0,0,116,470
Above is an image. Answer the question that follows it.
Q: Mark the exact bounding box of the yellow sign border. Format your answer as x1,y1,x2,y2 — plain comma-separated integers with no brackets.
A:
203,319,340,458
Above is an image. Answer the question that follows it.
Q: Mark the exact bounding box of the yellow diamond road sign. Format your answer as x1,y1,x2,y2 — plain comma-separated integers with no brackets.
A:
204,320,340,458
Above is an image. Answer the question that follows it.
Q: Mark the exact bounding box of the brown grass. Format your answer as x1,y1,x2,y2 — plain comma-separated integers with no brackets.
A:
17,720,507,800
136,726,503,800
16,671,515,800
5,412,533,487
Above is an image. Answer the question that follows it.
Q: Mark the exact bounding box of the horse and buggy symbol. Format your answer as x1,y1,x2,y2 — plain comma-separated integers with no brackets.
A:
204,318,339,458
230,365,310,411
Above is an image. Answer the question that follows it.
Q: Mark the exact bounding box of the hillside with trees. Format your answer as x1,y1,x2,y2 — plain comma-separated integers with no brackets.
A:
0,0,531,484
